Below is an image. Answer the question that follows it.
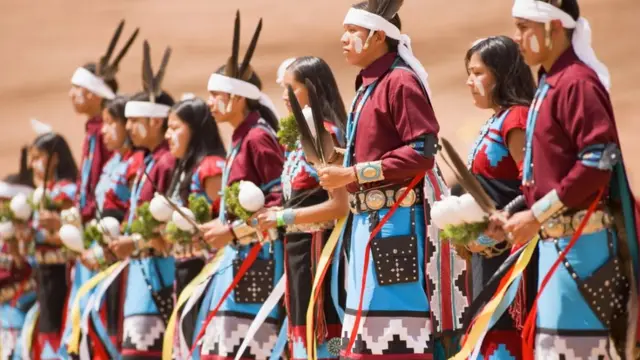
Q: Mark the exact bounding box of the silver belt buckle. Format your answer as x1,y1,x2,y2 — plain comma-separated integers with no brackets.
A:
395,187,416,207
542,217,567,238
365,190,386,211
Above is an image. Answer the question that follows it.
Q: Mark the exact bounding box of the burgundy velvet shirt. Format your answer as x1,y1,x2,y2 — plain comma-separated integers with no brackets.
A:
77,115,113,223
523,47,618,210
346,52,439,193
225,111,284,217
124,142,176,221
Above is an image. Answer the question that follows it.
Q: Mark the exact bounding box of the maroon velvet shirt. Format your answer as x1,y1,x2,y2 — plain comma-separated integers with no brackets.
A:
225,111,284,218
522,47,617,210
124,142,175,221
346,52,439,193
77,115,113,223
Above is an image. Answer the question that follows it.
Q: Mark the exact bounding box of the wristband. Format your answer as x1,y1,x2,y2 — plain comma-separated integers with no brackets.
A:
355,161,384,184
531,189,566,224
276,211,286,227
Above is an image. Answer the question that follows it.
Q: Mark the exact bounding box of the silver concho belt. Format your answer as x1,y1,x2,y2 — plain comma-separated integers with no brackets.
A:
540,209,612,239
348,185,422,214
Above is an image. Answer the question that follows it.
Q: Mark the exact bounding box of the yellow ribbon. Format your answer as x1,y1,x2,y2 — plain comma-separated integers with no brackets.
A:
162,249,225,360
450,237,539,360
305,217,347,360
23,304,39,357
68,262,123,354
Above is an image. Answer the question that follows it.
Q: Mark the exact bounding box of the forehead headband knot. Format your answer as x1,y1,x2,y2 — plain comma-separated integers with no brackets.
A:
124,40,172,118
512,0,611,90
206,10,280,118
71,19,139,100
343,8,432,98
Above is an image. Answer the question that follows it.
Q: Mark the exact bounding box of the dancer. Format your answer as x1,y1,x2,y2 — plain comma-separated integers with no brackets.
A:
188,10,286,360
477,0,639,357
17,130,78,360
107,40,176,360
251,56,349,360
318,0,469,358
457,35,535,359
0,148,36,360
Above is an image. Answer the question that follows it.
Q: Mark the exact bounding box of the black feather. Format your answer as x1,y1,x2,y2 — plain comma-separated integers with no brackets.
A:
239,18,262,79
368,0,403,19
288,85,320,165
98,20,125,76
142,41,155,101
226,10,241,78
154,47,172,97
109,27,139,75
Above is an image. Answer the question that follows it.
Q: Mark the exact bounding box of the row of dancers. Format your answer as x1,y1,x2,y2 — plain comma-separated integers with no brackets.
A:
1,0,639,359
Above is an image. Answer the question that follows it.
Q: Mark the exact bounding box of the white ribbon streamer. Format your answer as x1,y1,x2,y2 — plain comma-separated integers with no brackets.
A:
512,0,611,91
343,8,432,98
70,67,116,100
233,277,286,360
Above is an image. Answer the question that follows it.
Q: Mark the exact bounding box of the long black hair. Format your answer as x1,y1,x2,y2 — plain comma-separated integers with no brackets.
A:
215,65,279,132
3,147,34,188
32,133,78,183
465,36,536,108
353,0,403,52
287,56,348,133
167,98,227,203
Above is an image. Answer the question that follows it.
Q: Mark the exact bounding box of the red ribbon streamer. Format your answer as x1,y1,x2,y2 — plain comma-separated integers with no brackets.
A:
345,172,425,357
521,187,604,360
189,241,265,358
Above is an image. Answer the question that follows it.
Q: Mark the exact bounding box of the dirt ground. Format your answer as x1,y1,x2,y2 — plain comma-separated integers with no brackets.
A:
0,0,638,194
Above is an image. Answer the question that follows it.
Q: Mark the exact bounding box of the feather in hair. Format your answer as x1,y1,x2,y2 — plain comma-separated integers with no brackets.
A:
106,27,139,78
30,119,53,136
368,0,403,19
153,47,172,97
226,10,241,78
287,85,321,165
98,20,124,76
238,18,262,80
142,40,155,102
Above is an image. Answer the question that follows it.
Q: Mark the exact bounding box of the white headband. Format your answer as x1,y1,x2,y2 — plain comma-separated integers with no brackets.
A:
206,73,280,119
276,58,297,85
70,67,116,100
343,8,432,98
0,182,33,199
124,101,172,118
512,0,611,90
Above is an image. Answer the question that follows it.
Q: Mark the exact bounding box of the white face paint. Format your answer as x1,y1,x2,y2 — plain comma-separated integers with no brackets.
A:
170,131,180,150
216,98,227,115
33,159,45,174
72,87,85,105
529,35,540,54
352,35,364,54
135,122,148,139
473,78,486,97
108,125,119,142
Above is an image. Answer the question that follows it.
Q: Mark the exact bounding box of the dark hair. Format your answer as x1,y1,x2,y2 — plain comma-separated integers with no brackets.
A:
546,0,580,38
82,62,119,94
129,91,176,131
167,98,227,203
3,147,34,188
288,56,348,133
465,36,536,108
353,1,402,53
215,65,279,131
105,95,129,124
32,133,78,183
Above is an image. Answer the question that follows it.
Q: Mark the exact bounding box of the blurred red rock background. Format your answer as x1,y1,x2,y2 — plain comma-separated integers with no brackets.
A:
0,0,637,194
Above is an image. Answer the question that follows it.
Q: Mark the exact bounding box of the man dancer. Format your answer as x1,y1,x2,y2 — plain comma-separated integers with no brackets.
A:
318,0,469,358
503,0,640,357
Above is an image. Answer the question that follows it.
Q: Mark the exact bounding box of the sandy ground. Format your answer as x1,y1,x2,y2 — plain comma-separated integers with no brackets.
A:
0,0,638,194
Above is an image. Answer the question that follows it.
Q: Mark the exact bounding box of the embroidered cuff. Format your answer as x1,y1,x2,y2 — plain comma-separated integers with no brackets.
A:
579,143,620,171
232,220,257,239
531,189,566,224
355,161,384,184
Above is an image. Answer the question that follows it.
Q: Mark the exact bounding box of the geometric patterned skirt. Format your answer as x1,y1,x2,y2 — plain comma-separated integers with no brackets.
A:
535,229,631,359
